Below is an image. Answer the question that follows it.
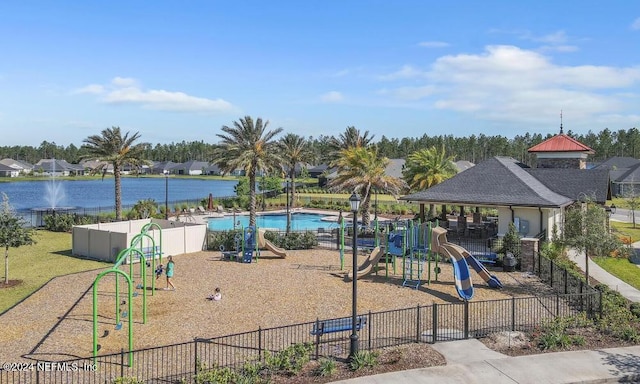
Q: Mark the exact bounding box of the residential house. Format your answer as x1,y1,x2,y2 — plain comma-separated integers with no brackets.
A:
171,160,210,176
33,159,85,176
593,157,640,197
0,163,20,177
0,158,34,175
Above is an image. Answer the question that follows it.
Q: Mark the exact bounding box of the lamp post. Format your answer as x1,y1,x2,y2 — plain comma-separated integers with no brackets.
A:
164,172,169,220
286,178,291,234
349,191,361,360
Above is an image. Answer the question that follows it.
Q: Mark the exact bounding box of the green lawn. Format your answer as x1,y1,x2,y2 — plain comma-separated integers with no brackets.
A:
0,230,110,313
593,256,640,290
610,221,640,243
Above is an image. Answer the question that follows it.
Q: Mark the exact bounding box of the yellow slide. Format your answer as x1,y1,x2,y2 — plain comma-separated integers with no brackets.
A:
345,247,385,280
257,229,287,258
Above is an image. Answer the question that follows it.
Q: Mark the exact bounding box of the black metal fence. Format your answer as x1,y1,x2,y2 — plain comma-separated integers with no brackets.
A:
2,289,600,383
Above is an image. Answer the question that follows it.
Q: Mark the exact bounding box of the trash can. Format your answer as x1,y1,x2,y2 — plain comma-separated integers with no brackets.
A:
503,252,517,272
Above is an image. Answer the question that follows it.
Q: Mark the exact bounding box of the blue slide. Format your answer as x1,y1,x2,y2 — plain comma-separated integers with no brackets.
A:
440,243,474,300
464,254,503,288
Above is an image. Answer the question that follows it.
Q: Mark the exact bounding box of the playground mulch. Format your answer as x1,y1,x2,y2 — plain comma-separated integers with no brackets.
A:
0,248,554,363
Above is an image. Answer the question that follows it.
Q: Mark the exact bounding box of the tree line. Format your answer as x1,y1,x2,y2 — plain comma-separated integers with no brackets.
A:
2,127,639,166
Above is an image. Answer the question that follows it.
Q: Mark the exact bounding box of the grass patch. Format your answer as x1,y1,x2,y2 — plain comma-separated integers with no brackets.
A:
593,256,640,290
610,221,640,243
0,230,109,313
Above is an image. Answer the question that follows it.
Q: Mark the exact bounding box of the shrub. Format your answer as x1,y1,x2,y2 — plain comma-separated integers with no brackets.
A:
264,231,318,250
349,350,379,371
112,377,144,384
263,342,313,376
43,213,92,232
315,357,337,377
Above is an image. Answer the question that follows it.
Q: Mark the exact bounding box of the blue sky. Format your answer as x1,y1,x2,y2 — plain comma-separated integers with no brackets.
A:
1,1,639,147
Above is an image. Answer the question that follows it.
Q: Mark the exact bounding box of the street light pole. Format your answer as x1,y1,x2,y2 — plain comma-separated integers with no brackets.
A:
286,178,291,234
349,191,361,360
164,172,169,220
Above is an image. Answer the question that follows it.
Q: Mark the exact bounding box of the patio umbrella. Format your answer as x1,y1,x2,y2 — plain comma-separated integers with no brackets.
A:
207,193,214,211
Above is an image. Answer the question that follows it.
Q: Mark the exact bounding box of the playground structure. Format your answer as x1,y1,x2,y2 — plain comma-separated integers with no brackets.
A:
342,218,502,300
257,229,287,258
431,226,503,300
220,226,288,262
91,221,167,364
341,218,440,288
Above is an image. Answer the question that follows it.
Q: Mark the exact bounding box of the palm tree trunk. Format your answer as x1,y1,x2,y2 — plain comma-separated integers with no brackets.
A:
114,164,122,221
361,195,371,227
249,165,257,227
290,169,296,208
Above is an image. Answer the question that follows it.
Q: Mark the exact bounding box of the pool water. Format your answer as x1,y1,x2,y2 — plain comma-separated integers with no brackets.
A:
207,213,339,231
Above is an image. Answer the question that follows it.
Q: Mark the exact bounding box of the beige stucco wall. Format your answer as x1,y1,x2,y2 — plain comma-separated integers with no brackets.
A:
496,206,562,240
72,218,206,263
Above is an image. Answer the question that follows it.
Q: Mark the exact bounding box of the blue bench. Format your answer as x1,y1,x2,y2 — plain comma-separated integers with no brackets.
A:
473,252,498,265
311,316,367,336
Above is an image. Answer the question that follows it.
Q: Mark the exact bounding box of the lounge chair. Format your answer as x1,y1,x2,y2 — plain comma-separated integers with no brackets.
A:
197,206,206,215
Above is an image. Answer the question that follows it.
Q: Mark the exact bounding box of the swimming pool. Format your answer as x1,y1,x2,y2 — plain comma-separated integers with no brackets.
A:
206,212,339,231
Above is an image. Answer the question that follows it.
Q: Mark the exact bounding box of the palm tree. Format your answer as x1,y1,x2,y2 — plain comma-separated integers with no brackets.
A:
81,127,148,221
279,133,317,209
329,146,406,226
328,126,375,163
403,145,457,217
212,116,283,226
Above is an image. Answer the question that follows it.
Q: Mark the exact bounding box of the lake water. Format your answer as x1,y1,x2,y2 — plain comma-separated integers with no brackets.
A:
0,177,239,210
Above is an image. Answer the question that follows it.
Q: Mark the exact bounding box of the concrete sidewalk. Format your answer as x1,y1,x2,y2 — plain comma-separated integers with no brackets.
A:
566,248,640,303
332,339,640,383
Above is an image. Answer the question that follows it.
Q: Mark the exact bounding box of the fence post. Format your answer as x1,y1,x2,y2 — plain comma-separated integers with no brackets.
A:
314,318,320,360
599,290,603,320
368,310,372,351
258,327,263,361
556,294,560,316
416,305,421,343
564,269,568,294
511,297,516,331
579,281,584,312
194,339,198,376
431,304,438,344
120,348,125,380
463,301,469,339
550,260,554,287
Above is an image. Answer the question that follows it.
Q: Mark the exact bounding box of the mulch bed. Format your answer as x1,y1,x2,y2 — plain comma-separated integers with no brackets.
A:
0,249,554,364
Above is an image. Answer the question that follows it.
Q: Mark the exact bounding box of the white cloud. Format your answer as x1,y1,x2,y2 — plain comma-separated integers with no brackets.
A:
378,65,425,81
73,84,104,94
77,77,236,113
418,41,449,48
378,45,640,125
632,17,640,30
532,30,568,44
111,77,139,87
539,45,579,53
320,91,344,103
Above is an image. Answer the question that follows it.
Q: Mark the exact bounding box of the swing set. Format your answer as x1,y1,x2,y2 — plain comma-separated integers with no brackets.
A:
91,222,163,364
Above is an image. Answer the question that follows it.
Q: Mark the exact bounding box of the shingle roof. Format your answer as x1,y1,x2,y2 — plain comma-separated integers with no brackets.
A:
401,157,573,207
615,163,640,184
594,156,640,171
527,168,610,204
528,133,594,153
